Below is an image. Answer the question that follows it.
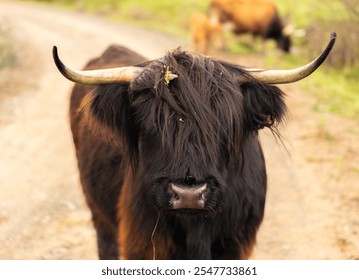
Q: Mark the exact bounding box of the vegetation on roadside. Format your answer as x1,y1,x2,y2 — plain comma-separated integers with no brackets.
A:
0,28,16,69
24,0,359,119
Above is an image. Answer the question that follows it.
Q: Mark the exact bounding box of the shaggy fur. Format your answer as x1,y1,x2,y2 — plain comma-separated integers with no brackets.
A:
69,45,286,259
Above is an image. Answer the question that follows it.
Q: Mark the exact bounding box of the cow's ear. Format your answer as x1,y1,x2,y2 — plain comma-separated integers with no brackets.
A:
78,83,134,143
242,83,287,131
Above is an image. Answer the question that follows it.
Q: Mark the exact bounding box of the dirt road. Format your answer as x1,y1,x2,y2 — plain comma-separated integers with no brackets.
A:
0,1,358,260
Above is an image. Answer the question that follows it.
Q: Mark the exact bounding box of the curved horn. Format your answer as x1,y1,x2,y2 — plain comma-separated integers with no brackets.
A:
52,46,142,85
239,32,336,84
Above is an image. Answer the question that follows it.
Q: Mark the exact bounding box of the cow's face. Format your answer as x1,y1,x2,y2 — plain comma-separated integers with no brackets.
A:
128,54,248,215
79,51,286,215
132,98,233,214
278,35,291,53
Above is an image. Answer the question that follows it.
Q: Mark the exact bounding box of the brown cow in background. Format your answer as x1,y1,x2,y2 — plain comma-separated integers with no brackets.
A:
190,12,223,54
191,0,292,54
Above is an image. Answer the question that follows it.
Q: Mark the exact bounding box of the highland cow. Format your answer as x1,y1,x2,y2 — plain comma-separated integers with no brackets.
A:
53,33,335,259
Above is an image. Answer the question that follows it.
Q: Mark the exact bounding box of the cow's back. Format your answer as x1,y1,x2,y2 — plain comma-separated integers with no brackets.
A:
210,0,279,35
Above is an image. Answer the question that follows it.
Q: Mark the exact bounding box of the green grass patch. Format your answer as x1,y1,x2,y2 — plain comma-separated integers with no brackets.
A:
265,53,359,119
277,0,352,27
28,0,208,37
107,0,206,36
305,68,359,119
0,31,16,69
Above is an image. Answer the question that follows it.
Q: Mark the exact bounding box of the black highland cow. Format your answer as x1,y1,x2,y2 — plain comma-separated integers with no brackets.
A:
53,33,335,259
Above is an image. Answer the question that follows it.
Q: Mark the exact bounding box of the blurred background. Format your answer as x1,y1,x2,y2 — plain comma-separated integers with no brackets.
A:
0,0,358,260
13,0,358,117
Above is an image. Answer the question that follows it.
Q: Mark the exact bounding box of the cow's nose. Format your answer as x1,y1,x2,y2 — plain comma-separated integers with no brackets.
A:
169,183,208,209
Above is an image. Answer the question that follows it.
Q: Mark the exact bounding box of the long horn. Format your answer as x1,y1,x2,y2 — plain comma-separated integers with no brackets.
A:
239,32,336,84
52,46,143,85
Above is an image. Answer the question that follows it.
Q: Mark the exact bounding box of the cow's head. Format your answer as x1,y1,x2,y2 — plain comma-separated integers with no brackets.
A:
53,33,335,215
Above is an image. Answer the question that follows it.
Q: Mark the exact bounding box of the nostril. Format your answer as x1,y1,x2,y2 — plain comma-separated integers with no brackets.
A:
195,185,208,201
172,191,180,201
168,184,180,201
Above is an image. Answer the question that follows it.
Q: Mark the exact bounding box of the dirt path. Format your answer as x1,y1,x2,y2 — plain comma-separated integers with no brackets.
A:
0,1,358,260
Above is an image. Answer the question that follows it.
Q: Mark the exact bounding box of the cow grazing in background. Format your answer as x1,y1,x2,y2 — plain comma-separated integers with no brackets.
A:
52,33,335,259
208,0,292,52
190,12,223,54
